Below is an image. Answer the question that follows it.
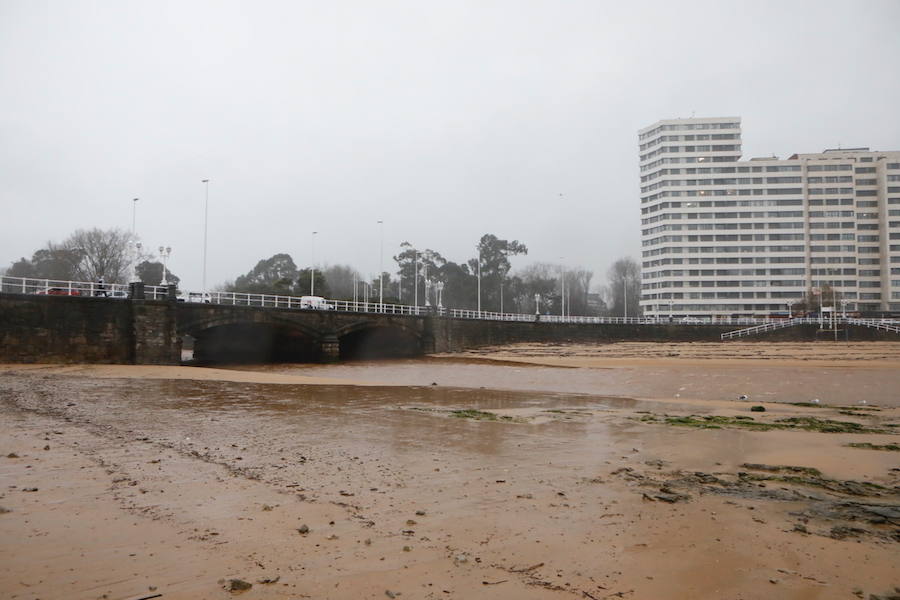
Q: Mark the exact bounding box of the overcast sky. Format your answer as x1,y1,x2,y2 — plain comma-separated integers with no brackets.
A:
2,0,899,291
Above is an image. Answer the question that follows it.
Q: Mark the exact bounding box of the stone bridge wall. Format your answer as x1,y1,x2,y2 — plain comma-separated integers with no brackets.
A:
0,294,179,364
0,293,896,365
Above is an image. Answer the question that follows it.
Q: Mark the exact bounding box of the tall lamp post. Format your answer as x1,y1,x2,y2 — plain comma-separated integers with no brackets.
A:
201,180,210,295
435,281,444,309
310,231,318,296
378,220,384,311
128,198,140,283
559,259,566,318
787,299,795,318
477,248,482,314
623,275,630,320
414,250,419,309
423,251,431,308
158,246,172,285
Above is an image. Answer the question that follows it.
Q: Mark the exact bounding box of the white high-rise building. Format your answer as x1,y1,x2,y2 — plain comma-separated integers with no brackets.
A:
638,117,900,318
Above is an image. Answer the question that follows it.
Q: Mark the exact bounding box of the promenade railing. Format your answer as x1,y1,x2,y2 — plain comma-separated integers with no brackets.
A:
0,275,168,300
7,275,893,329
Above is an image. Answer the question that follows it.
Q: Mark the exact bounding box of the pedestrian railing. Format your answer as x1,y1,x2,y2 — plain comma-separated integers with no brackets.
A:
0,275,168,300
6,275,895,331
845,318,900,334
722,317,900,339
720,317,817,340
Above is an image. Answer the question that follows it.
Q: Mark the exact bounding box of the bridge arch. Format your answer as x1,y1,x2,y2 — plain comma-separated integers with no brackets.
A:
334,319,425,360
178,312,329,364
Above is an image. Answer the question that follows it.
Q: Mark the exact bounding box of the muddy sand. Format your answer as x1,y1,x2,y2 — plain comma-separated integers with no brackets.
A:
1,341,898,599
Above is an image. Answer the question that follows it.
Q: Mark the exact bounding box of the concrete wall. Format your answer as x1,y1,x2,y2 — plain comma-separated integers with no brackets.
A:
430,317,736,352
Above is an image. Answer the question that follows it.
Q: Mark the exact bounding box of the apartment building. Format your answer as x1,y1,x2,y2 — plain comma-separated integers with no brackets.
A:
638,116,900,318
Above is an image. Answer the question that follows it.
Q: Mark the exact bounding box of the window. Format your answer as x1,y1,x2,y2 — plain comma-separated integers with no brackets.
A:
855,167,876,174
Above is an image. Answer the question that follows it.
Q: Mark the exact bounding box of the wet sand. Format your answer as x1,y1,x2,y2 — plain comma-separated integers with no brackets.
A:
1,342,899,599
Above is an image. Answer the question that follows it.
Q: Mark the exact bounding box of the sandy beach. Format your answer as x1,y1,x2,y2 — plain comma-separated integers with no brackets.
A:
1,341,898,599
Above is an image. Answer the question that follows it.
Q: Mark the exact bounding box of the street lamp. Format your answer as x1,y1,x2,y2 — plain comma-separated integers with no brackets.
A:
534,293,541,315
559,259,566,318
201,180,209,295
786,299,795,318
378,220,384,310
623,275,630,320
128,198,140,283
158,246,172,285
435,281,444,309
477,247,482,313
310,231,318,296
423,251,431,308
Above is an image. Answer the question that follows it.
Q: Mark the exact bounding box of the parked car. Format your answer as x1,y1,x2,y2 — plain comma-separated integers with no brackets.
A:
681,316,701,324
299,295,333,310
36,287,80,296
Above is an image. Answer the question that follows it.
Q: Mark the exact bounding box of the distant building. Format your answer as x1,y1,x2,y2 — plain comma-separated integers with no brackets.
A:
638,117,900,317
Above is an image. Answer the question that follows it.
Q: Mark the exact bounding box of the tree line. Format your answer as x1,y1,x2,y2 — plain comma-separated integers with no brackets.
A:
4,227,643,316
5,228,180,287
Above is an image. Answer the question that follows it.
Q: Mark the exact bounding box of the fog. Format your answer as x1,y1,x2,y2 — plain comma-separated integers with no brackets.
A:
1,0,898,290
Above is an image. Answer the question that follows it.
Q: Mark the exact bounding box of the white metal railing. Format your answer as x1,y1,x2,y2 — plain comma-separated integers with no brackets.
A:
846,318,900,334
722,316,900,339
721,317,815,339
0,275,168,300
4,274,898,330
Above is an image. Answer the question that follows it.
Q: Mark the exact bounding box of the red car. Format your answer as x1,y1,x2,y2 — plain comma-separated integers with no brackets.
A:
36,287,81,296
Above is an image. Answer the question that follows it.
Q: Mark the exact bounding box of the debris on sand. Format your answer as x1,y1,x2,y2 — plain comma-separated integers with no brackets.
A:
224,578,252,593
846,442,900,452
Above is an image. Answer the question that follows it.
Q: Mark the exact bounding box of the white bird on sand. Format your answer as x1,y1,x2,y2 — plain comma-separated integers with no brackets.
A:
738,394,748,401
812,398,820,404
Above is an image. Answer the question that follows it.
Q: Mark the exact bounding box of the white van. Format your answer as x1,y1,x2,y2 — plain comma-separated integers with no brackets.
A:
177,292,212,304
299,295,332,310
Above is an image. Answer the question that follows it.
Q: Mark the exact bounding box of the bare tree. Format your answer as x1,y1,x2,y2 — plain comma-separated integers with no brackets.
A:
605,257,641,317
6,228,139,283
62,228,136,282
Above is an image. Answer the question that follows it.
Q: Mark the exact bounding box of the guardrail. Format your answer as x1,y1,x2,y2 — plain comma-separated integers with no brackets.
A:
722,316,900,339
6,275,895,330
0,275,168,300
846,318,900,334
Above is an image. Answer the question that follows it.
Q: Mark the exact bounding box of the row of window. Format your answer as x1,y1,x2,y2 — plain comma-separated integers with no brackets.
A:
641,145,741,162
639,122,740,140
642,256,900,269
639,133,740,151
645,268,810,277
640,155,752,172
644,233,808,245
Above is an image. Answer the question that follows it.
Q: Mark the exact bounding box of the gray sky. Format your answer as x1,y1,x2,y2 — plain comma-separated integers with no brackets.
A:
2,0,899,291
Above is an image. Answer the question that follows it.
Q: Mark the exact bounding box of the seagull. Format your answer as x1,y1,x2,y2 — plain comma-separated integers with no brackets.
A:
859,399,867,405
812,399,820,404
738,394,748,401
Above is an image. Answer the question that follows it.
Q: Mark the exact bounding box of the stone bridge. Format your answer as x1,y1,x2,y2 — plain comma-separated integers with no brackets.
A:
2,293,894,365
